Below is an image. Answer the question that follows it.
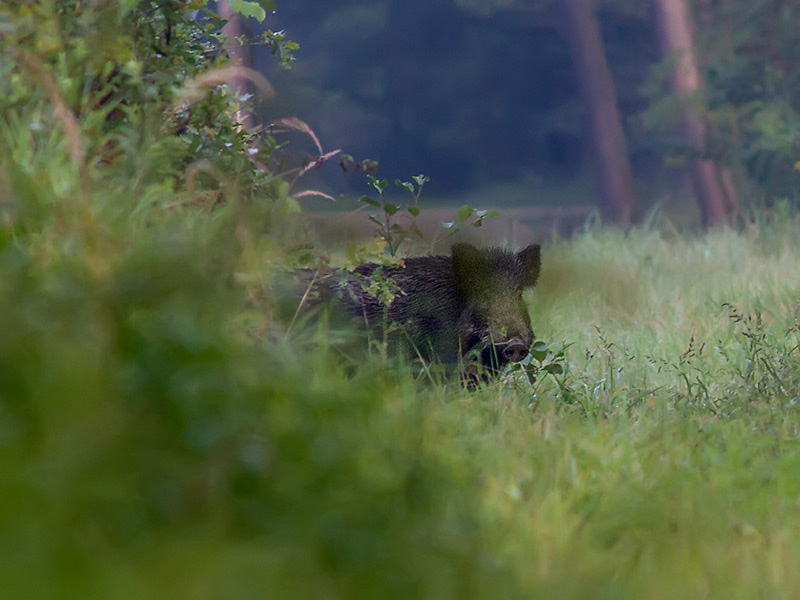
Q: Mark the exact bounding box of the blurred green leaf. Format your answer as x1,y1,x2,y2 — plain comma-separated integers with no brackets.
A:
119,0,139,16
367,176,388,193
544,363,564,375
360,195,381,208
395,180,415,194
457,205,474,222
227,0,267,22
531,348,548,362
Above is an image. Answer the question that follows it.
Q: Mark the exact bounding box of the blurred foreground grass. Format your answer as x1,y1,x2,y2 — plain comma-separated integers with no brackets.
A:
2,194,800,599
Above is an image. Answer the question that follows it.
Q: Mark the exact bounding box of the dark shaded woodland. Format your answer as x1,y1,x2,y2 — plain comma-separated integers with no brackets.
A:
254,0,800,226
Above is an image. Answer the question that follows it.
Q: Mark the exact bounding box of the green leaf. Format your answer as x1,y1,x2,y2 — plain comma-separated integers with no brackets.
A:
384,202,399,216
531,349,548,362
395,180,415,194
120,0,139,16
457,205,474,222
532,341,548,352
259,0,277,12
544,364,564,375
367,176,388,193
228,0,267,22
368,215,385,227
275,179,290,199
360,195,381,208
408,206,420,217
281,197,302,216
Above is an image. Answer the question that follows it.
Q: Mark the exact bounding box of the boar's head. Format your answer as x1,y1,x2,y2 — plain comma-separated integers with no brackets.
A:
451,243,541,374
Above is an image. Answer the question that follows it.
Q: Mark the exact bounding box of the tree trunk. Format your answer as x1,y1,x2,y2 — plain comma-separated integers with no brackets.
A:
561,0,636,224
218,1,254,128
653,0,738,227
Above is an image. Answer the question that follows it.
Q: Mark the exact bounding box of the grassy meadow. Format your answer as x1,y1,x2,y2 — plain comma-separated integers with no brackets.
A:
2,190,800,599
6,4,800,598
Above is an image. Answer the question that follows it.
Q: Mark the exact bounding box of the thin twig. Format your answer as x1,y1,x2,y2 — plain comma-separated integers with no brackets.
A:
287,266,323,335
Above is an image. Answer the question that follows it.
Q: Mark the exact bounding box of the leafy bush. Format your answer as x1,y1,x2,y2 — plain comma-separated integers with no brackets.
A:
0,0,299,219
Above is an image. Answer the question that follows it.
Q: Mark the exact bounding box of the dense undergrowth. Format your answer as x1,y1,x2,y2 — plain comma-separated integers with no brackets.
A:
4,2,800,599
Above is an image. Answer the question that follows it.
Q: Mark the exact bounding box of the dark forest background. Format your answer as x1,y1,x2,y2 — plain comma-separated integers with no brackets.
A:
238,0,800,229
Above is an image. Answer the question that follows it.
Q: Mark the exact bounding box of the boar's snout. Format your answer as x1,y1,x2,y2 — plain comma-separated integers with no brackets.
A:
501,338,530,364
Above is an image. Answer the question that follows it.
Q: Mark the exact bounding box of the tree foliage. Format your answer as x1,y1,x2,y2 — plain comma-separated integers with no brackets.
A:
700,0,800,201
0,0,298,228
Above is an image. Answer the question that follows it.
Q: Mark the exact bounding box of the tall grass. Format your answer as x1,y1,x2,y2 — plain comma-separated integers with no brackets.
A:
527,223,800,416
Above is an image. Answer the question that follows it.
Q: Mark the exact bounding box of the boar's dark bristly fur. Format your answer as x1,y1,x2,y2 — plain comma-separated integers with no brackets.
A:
308,243,541,377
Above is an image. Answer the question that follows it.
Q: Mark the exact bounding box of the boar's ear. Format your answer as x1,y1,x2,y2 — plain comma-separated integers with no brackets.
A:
518,244,541,287
451,243,487,293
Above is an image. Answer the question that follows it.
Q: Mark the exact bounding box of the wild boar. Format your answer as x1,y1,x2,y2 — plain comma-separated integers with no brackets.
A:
303,243,541,378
